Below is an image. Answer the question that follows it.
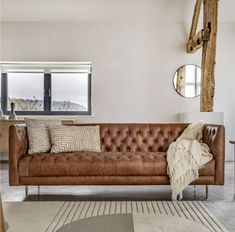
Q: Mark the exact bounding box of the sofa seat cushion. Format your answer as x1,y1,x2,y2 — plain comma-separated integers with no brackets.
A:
18,152,215,178
19,152,169,177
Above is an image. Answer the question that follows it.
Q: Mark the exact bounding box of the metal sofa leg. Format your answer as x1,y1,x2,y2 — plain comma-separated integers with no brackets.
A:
37,186,40,200
205,185,209,200
25,186,28,198
38,186,40,195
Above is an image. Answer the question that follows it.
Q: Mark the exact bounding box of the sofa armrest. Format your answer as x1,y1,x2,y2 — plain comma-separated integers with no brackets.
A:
9,124,28,185
203,124,225,185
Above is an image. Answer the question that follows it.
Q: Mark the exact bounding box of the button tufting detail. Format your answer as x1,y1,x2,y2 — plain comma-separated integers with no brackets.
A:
15,123,219,178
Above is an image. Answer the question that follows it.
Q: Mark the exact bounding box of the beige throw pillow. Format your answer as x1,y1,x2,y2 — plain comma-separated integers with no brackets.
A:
49,125,101,153
25,118,61,154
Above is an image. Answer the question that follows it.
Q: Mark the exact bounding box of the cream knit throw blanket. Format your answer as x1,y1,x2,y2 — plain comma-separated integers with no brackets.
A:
167,121,213,200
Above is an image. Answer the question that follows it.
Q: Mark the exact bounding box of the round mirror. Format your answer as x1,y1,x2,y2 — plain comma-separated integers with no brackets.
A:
173,64,201,98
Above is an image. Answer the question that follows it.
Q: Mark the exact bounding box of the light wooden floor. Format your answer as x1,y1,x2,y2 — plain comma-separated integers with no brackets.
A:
1,162,235,231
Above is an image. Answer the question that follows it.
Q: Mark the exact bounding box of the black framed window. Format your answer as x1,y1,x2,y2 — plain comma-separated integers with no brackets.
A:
1,62,92,115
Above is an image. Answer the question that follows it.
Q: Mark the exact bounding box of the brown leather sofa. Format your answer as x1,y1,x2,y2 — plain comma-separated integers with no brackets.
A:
9,123,225,187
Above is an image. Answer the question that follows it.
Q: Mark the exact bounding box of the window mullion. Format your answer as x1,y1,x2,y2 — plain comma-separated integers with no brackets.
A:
44,73,51,113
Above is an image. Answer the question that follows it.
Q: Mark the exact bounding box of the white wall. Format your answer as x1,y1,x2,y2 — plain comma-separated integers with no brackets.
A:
215,22,235,161
1,20,235,160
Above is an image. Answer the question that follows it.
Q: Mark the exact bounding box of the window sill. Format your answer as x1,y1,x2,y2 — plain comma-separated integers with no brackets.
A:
0,115,95,121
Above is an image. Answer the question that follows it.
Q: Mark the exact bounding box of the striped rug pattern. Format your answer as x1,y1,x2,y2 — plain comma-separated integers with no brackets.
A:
46,201,227,232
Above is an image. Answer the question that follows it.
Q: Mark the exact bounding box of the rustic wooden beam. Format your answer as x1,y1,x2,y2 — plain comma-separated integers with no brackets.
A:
187,27,210,53
200,0,218,112
188,0,203,40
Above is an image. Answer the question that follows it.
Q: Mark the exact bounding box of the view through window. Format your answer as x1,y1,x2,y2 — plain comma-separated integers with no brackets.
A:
51,73,88,112
0,62,92,115
7,73,44,111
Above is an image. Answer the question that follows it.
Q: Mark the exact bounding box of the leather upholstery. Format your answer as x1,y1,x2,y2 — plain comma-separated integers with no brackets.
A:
99,124,188,153
18,152,215,177
9,123,225,186
202,124,225,184
9,124,28,185
19,152,167,177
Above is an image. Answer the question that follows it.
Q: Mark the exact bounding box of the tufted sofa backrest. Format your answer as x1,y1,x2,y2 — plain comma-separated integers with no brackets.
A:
75,123,189,153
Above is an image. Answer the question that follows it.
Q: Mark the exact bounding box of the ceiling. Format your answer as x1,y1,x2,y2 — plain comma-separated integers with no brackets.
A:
1,0,235,22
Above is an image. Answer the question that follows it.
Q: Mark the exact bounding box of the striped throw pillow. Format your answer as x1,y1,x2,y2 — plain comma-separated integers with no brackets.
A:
49,125,101,153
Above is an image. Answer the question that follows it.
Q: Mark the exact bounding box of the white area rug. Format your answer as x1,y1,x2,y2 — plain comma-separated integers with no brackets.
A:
3,201,228,232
